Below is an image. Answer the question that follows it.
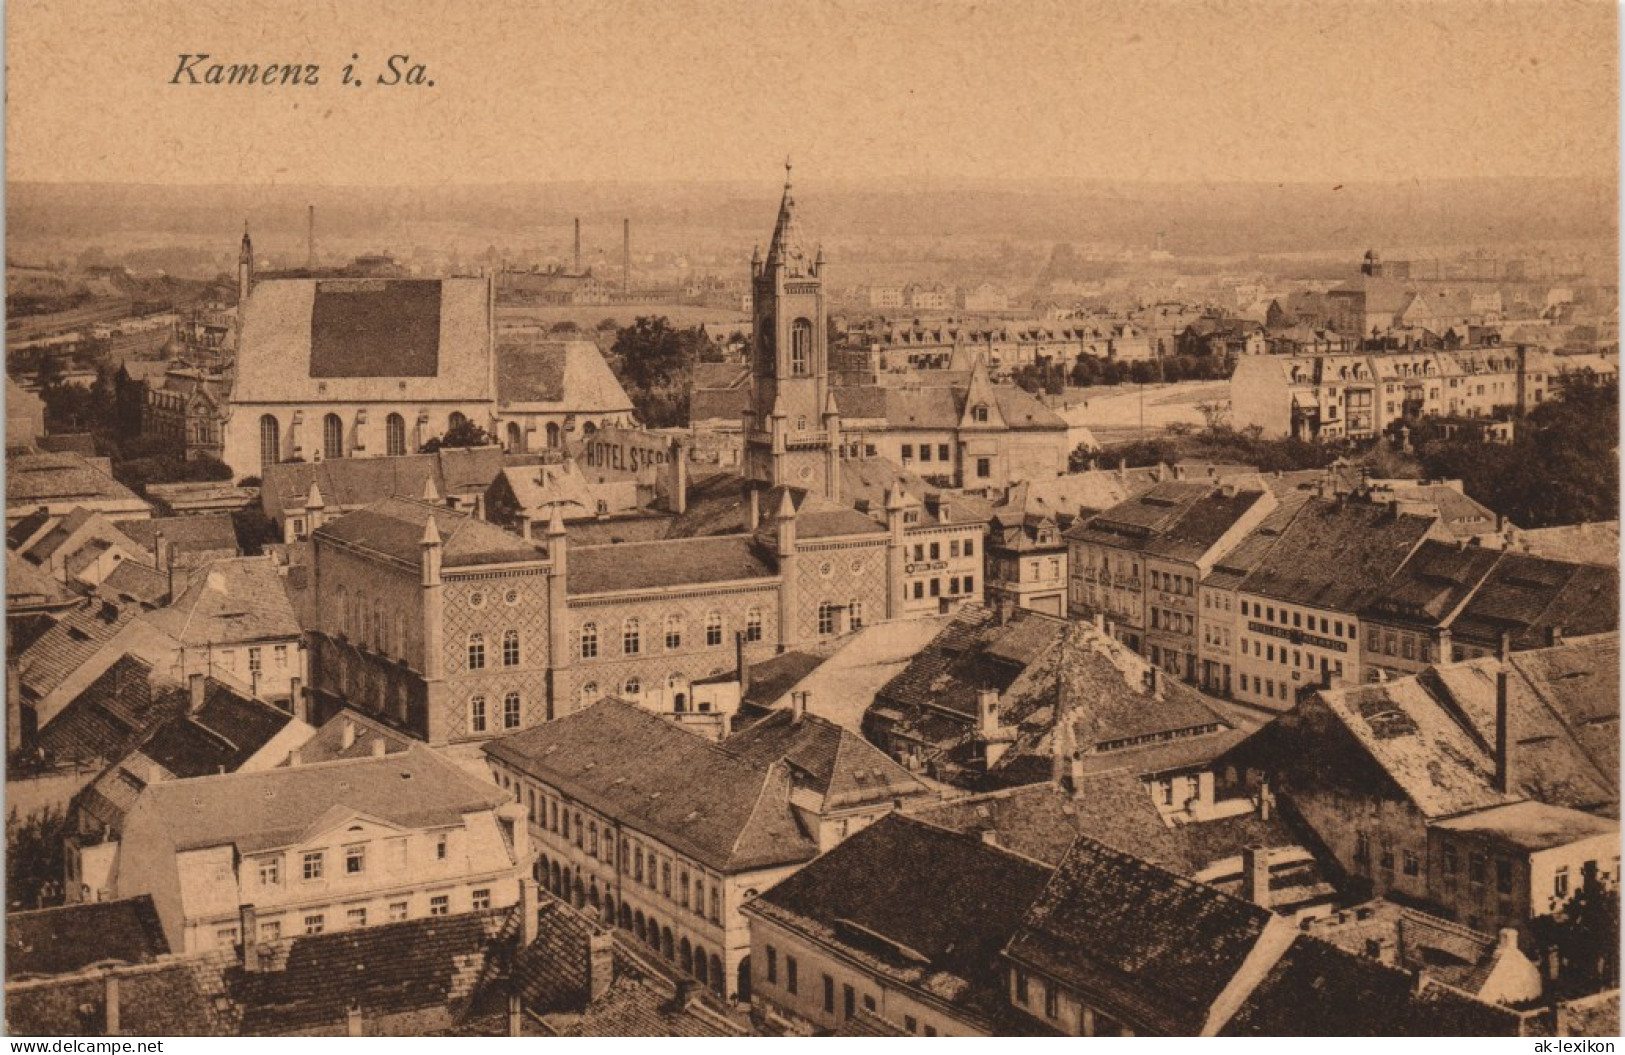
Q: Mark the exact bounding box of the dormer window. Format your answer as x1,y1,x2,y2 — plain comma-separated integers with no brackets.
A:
972,404,989,423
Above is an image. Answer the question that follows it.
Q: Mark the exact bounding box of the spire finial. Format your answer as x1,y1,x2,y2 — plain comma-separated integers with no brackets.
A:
784,156,793,187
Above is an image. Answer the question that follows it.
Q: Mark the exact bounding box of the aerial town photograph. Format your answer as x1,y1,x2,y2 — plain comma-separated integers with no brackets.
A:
1,0,1619,1041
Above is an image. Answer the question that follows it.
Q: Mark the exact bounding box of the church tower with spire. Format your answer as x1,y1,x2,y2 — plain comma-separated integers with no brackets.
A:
237,223,255,308
745,163,839,500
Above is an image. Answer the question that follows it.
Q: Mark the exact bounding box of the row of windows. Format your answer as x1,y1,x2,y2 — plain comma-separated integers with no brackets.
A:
1367,626,1434,663
259,411,422,467
1148,570,1195,596
227,890,475,947
498,768,726,926
466,631,524,670
763,945,939,1032
1241,600,1353,639
910,576,974,600
256,834,451,886
580,610,763,660
469,692,525,734
911,538,975,561
1202,591,1235,612
1149,608,1194,635
900,443,953,463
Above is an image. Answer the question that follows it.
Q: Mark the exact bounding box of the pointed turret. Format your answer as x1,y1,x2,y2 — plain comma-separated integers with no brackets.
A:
237,221,255,308
420,513,444,587
775,487,798,557
304,481,326,532
546,502,567,538
422,475,443,504
764,159,810,276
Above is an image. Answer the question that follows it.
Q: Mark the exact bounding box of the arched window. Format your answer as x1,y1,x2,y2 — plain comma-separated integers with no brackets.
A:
469,695,488,733
818,601,839,636
545,422,561,448
468,632,486,670
323,413,345,460
579,622,598,659
503,692,522,729
588,822,599,855
502,629,520,667
385,413,407,456
580,681,599,706
623,618,640,656
790,318,812,376
259,414,280,467
668,673,687,712
745,608,763,643
663,613,682,651
623,677,641,699
582,421,597,437
506,422,522,452
449,411,468,432
705,611,723,647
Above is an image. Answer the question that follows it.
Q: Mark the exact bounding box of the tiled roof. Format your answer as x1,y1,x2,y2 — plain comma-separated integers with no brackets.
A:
1143,489,1269,563
1508,521,1619,568
1306,636,1619,818
24,508,141,566
1362,540,1504,627
1063,481,1212,545
113,515,239,557
720,709,931,811
142,558,301,645
261,454,439,515
17,601,142,702
1450,553,1618,650
543,974,742,1037
484,699,818,873
6,897,169,981
1005,835,1274,1037
746,813,1053,1026
6,452,145,510
226,906,513,1035
737,650,830,712
316,496,544,569
567,535,776,595
293,709,417,764
5,961,227,1037
756,491,885,540
235,276,494,403
36,655,173,768
6,548,75,607
94,559,170,607
1240,498,1439,613
874,604,1069,721
496,340,632,413
510,899,596,1014
1219,935,1522,1037
124,746,509,855
1431,800,1617,853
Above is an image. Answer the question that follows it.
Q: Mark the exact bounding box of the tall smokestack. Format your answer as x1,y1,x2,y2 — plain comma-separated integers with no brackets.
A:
574,218,582,273
307,204,315,270
622,217,630,293
1494,631,1513,794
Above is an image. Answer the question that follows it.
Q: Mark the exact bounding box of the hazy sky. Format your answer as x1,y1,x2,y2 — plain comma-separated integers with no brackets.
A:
6,0,1619,187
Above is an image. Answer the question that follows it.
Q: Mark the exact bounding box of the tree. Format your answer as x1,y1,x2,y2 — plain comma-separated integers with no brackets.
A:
1196,399,1231,432
612,316,698,391
419,419,496,453
1532,862,1621,996
7,806,68,910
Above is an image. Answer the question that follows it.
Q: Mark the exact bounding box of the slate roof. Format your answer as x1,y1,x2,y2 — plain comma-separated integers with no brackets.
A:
6,897,169,981
113,515,239,558
124,747,509,855
142,558,302,645
260,454,439,515
1143,488,1269,563
484,699,818,873
94,559,170,607
34,656,173,767
1362,540,1504,628
567,535,776,595
720,709,932,811
1219,935,1522,1037
225,906,513,1035
874,604,1070,722
1063,481,1213,546
542,974,741,1037
745,813,1053,1027
6,548,76,608
1240,498,1439,612
1004,835,1275,1037
316,496,545,569
1431,800,1617,854
292,709,417,764
496,340,633,414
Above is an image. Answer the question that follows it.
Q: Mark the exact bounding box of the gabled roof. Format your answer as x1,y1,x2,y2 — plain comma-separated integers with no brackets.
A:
1450,553,1618,649
24,507,146,567
1142,488,1270,563
720,708,931,811
316,496,545,569
293,709,417,764
141,558,301,645
1362,539,1504,628
17,602,144,702
745,813,1053,1027
1064,481,1213,547
495,340,633,413
484,699,818,873
6,897,169,981
1239,498,1439,612
1004,835,1275,1037
124,747,509,855
6,452,146,511
1219,934,1523,1037
94,559,171,608
874,604,1070,722
5,960,227,1037
567,535,776,595
235,276,494,403
6,548,77,608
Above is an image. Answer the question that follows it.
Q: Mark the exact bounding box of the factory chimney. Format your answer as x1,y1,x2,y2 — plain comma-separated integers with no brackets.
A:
574,218,582,273
622,218,630,293
306,204,316,270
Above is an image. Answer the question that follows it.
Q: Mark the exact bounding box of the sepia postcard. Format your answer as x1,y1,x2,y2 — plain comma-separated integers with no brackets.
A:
2,0,1620,1040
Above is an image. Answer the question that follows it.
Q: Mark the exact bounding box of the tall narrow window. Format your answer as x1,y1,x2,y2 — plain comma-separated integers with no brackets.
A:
580,622,598,659
449,411,468,432
849,600,865,630
664,614,682,650
470,695,487,733
259,414,280,467
385,412,407,456
745,608,763,643
818,602,838,636
705,611,723,646
503,692,522,729
506,422,523,452
468,633,486,670
323,413,345,459
790,319,812,375
623,617,641,655
502,630,520,667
